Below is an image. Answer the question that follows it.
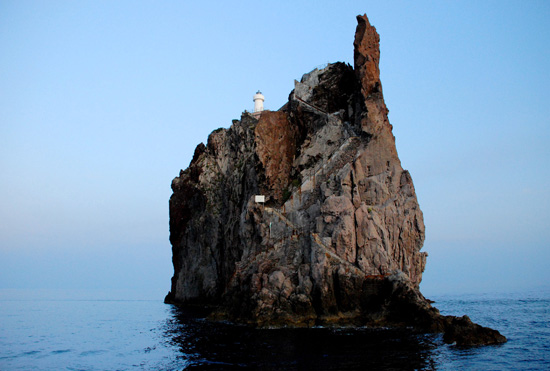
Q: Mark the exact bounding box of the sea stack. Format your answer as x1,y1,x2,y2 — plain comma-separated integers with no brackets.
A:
166,14,506,347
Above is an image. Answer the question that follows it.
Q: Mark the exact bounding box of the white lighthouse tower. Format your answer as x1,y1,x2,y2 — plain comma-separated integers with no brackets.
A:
253,90,265,113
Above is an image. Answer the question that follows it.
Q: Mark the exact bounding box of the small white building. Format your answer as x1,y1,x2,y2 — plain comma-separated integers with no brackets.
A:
253,91,265,113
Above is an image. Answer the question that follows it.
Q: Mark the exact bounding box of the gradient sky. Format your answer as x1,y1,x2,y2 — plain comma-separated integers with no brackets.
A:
1,1,549,299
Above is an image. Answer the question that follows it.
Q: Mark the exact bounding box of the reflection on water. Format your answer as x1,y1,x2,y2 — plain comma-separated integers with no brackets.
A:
161,305,441,370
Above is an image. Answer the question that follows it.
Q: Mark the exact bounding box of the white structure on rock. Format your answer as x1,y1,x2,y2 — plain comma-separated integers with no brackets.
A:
253,91,265,113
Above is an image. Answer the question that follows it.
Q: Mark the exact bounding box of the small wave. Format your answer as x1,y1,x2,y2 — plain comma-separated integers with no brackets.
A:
79,349,107,357
143,346,156,353
22,350,41,356
51,349,72,354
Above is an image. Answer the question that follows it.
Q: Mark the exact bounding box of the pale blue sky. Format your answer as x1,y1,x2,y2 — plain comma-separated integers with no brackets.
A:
1,1,549,299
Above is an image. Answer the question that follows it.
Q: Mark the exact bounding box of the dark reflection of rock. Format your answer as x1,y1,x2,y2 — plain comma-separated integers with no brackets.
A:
162,306,440,370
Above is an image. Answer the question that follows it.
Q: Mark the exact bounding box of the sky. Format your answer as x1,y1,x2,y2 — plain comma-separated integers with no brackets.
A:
1,1,549,299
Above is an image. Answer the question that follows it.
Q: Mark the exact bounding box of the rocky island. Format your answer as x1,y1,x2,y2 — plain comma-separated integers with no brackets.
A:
165,14,506,347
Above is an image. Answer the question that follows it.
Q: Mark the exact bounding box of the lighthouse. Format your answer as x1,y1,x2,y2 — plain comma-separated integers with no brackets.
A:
253,91,265,113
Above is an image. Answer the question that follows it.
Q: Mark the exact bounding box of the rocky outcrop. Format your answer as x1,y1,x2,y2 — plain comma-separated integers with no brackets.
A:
165,14,506,346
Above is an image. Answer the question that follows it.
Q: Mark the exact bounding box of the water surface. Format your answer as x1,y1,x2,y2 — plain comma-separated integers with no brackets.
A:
1,289,548,370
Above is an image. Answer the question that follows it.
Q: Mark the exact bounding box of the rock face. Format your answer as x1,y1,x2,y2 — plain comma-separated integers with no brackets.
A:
166,14,506,346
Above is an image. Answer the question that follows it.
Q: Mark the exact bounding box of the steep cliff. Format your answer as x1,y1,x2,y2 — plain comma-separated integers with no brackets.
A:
166,14,506,346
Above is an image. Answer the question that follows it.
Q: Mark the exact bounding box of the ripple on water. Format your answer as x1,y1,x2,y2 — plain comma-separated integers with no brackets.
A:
21,350,41,356
50,349,72,355
79,350,107,357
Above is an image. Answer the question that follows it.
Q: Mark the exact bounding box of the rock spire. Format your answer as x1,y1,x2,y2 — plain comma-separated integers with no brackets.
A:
165,14,506,347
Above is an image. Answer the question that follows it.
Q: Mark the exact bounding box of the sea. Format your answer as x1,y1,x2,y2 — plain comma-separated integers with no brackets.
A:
1,289,548,370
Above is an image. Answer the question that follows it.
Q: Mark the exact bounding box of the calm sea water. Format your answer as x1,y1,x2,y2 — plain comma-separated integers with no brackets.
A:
1,289,548,370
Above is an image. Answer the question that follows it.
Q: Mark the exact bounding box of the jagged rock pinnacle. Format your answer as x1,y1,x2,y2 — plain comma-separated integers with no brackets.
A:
165,14,506,346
